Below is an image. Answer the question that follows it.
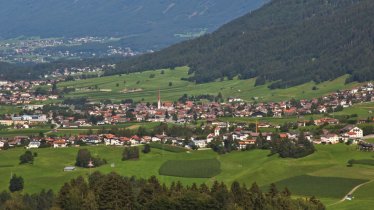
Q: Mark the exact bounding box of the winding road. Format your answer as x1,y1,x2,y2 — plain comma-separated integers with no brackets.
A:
328,180,374,207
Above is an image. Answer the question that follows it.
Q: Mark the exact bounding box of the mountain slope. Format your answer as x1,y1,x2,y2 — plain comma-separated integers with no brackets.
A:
0,0,267,50
110,0,374,88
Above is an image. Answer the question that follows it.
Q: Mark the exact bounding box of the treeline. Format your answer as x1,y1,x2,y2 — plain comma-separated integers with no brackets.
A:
210,132,316,158
0,172,326,210
108,0,374,88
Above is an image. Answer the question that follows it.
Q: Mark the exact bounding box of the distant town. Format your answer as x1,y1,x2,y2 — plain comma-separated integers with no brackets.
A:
0,37,141,63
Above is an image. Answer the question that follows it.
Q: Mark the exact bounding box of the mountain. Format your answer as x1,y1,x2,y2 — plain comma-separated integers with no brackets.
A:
109,0,374,88
0,0,267,50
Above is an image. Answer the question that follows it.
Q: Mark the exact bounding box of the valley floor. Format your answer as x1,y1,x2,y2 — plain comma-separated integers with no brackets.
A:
0,144,373,209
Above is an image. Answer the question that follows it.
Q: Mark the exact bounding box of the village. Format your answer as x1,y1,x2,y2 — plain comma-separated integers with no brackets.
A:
0,82,373,152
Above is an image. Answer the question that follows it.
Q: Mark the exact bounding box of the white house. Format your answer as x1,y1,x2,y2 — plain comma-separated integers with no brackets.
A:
346,127,364,139
321,134,340,144
214,127,221,136
53,140,67,148
151,137,162,142
191,140,207,148
0,141,4,148
27,141,41,149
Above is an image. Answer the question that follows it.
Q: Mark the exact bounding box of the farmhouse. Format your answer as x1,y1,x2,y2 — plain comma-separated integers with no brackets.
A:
27,141,41,149
320,134,339,144
346,127,364,139
53,140,67,148
190,139,208,148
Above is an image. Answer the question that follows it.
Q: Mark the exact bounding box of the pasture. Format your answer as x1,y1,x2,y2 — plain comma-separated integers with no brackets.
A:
159,159,221,178
58,67,362,103
0,144,373,209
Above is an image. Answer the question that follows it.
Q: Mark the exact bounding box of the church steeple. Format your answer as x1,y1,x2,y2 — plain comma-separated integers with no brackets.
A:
158,89,161,109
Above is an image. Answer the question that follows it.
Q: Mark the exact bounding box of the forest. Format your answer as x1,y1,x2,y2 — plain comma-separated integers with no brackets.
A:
108,0,374,88
0,172,326,210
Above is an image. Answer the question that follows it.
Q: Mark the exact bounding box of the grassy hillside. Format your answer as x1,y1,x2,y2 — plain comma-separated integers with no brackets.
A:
59,67,362,103
0,144,373,208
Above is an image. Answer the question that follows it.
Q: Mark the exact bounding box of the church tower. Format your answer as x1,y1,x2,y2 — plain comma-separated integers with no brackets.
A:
158,89,161,109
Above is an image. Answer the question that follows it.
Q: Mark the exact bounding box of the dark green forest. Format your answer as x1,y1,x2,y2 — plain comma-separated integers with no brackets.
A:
109,0,374,88
0,172,325,210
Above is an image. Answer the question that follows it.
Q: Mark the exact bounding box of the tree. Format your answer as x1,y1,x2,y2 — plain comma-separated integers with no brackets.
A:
2,142,9,150
142,144,151,154
75,149,91,168
122,147,139,160
19,150,34,164
97,173,135,210
9,174,24,192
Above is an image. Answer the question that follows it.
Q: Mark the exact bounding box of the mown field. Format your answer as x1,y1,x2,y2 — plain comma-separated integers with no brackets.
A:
0,144,373,209
159,159,221,178
58,67,362,103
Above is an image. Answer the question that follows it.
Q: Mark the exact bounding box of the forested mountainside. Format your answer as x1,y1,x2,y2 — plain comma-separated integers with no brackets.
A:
109,0,374,88
0,0,266,50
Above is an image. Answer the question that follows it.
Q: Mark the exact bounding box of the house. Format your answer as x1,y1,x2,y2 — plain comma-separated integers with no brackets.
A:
151,136,162,142
321,134,339,144
27,141,41,149
238,139,256,149
0,141,4,148
314,118,339,126
53,140,67,148
130,135,141,145
346,127,364,139
190,139,207,148
214,127,221,136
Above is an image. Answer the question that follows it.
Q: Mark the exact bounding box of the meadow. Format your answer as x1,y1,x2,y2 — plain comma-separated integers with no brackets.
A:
159,159,221,178
0,144,373,209
58,67,362,103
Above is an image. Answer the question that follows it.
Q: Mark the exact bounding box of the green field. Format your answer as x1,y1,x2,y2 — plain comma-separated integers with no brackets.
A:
159,159,221,178
273,175,367,198
0,105,21,115
0,144,373,209
333,102,374,118
58,67,362,103
149,143,188,153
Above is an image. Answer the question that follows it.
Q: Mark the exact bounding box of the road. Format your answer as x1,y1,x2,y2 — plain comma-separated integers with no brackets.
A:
328,180,374,207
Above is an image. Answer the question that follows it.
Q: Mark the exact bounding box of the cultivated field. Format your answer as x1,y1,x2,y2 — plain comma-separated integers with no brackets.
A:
58,67,362,103
0,144,373,209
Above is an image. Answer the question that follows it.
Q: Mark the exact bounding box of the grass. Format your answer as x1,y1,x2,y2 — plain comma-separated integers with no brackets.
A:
272,175,367,198
0,105,21,115
57,67,363,103
159,159,221,178
350,159,374,166
333,102,374,119
149,143,188,153
0,144,373,209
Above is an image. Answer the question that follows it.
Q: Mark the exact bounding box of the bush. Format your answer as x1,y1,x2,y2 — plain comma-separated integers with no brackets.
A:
9,174,24,192
19,151,34,164
75,149,106,168
122,147,139,160
142,144,151,154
